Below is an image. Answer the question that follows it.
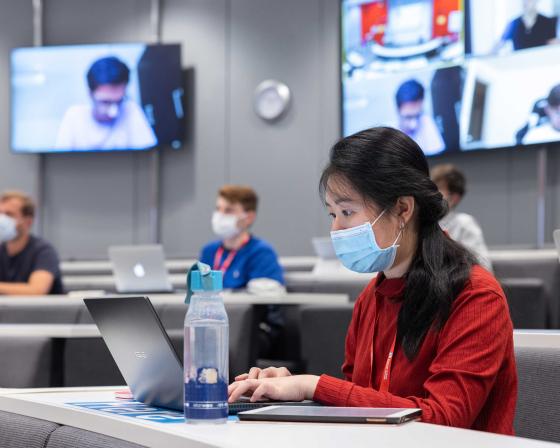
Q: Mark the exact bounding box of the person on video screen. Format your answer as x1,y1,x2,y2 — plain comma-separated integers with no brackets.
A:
394,79,445,156
524,84,560,144
55,56,157,151
494,0,559,53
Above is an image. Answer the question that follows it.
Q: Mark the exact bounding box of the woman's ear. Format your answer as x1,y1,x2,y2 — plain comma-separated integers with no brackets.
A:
395,196,415,225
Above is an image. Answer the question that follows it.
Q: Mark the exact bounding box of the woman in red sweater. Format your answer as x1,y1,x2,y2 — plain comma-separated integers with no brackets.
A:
228,127,517,434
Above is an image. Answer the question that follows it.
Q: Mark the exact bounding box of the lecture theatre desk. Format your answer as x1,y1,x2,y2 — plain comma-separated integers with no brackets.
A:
0,387,557,448
0,291,349,308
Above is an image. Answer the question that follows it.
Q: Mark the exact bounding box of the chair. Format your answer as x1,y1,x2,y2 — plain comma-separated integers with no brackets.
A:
0,337,54,388
514,346,560,443
0,410,59,448
46,425,144,448
493,257,560,328
299,304,354,378
500,278,547,329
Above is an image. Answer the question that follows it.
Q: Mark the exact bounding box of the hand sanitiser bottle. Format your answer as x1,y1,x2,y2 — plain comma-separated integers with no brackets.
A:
184,262,229,423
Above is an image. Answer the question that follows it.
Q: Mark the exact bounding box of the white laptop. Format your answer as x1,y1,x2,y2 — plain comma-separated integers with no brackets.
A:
311,237,347,275
311,236,377,279
311,237,337,260
553,230,560,262
109,245,173,293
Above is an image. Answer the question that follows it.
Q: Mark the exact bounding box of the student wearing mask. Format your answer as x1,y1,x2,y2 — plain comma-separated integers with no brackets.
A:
431,164,492,272
0,191,64,295
200,185,284,355
228,127,517,434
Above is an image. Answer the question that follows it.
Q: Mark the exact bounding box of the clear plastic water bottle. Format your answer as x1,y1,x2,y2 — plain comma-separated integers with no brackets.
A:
184,267,229,423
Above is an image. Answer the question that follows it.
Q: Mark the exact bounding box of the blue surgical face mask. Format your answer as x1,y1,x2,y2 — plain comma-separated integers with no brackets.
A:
330,209,402,273
0,213,17,243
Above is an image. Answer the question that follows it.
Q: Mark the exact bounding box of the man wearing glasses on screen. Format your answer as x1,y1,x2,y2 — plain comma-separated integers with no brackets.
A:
394,79,445,156
55,56,157,151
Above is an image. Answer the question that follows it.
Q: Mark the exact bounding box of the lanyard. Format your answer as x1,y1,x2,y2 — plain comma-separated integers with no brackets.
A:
213,236,250,273
369,315,397,392
379,332,397,393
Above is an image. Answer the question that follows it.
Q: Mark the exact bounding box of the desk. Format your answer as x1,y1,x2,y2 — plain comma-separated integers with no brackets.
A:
0,324,99,338
513,330,560,348
0,292,349,307
60,256,318,277
0,387,555,448
489,249,558,262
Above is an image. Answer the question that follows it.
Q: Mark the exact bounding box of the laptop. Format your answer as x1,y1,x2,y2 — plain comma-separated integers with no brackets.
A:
311,237,337,260
553,229,560,262
84,296,316,414
311,237,355,276
109,245,173,293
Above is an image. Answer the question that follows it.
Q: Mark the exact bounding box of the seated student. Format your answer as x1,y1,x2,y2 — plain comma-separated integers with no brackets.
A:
200,185,284,355
0,191,64,295
430,164,492,272
228,127,517,435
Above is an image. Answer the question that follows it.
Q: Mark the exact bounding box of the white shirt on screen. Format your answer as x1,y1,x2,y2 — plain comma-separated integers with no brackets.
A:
523,122,560,146
440,210,493,272
55,100,157,151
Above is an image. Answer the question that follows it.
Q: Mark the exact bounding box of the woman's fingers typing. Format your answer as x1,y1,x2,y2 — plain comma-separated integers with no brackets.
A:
234,366,291,381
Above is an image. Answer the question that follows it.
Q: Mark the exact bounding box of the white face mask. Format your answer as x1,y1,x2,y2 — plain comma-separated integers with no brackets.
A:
0,214,17,243
212,211,242,240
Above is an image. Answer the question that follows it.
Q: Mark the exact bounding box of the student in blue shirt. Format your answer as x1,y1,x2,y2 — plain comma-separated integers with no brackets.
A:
200,185,284,357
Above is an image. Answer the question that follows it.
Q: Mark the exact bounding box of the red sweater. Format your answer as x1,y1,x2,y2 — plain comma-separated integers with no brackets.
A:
313,265,517,435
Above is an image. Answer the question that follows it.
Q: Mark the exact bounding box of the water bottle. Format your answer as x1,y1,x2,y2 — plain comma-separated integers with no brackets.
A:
184,266,229,423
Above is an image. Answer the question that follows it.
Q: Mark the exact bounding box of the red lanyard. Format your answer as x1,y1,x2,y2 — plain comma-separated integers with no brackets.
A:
213,236,250,273
379,333,397,393
370,315,397,393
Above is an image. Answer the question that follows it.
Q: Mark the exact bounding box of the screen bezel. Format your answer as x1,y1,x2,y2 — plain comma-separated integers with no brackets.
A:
10,41,183,155
338,0,559,156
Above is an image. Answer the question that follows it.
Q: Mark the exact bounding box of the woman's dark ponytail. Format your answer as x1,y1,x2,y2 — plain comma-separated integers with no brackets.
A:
320,127,475,359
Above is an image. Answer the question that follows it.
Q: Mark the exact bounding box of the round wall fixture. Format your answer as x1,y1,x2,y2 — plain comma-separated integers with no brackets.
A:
253,80,291,121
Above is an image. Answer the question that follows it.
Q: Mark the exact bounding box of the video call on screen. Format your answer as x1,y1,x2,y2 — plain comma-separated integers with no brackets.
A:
11,43,184,153
342,0,560,156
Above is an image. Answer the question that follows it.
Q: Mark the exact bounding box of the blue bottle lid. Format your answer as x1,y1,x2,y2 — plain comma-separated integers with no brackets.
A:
185,261,223,304
190,270,223,292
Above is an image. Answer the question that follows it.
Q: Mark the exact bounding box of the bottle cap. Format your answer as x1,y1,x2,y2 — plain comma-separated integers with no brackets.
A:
190,270,223,292
185,261,223,304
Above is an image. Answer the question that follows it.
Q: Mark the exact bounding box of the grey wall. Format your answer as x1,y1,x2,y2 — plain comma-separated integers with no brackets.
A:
0,0,559,260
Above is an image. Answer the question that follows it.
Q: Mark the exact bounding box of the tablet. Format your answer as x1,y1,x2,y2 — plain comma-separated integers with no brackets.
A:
238,406,421,424
230,398,319,414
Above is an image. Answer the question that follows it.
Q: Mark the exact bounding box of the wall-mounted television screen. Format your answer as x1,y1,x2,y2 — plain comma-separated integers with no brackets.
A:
11,43,184,153
341,0,560,156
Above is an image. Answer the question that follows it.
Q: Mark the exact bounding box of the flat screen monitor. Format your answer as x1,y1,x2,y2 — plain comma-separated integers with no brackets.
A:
11,43,184,153
341,0,560,155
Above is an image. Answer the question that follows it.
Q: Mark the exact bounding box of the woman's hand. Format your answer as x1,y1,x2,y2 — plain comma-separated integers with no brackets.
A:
234,366,292,381
228,375,319,403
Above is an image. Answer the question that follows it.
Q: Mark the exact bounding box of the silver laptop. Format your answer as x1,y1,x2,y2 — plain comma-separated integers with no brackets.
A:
553,230,560,262
109,245,173,293
84,296,317,413
311,237,337,260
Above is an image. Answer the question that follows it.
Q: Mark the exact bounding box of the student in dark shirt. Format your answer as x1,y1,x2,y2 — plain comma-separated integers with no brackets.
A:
0,191,63,295
495,0,559,53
